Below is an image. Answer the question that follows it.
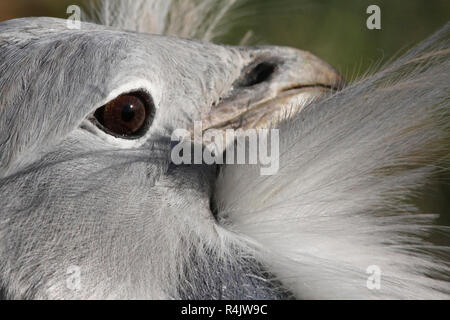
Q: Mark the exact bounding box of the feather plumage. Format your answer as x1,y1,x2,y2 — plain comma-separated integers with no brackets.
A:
216,24,450,299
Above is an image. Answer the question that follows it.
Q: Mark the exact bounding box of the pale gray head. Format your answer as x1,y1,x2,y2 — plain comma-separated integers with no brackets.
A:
0,1,448,300
0,3,342,299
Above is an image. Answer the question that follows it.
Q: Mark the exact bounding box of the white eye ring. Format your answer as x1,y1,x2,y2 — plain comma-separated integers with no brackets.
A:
81,79,160,148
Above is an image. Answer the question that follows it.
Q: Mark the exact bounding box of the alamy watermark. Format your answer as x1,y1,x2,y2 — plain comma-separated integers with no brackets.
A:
171,121,280,176
66,265,82,291
366,265,382,290
366,5,381,30
66,5,81,30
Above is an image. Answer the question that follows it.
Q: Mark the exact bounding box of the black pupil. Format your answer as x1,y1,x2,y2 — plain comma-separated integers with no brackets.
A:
121,104,135,122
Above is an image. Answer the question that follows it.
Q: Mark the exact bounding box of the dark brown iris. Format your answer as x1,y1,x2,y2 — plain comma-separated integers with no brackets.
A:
94,93,152,137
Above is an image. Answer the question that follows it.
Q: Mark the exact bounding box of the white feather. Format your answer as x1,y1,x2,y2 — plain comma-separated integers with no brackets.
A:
215,25,450,299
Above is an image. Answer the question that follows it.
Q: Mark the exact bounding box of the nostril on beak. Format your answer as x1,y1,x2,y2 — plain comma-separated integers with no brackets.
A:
237,61,278,88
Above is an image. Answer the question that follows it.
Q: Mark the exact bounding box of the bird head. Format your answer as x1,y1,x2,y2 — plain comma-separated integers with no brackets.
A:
0,16,343,299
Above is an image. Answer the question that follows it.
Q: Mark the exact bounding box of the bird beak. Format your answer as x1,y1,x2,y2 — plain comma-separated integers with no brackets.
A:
202,47,345,131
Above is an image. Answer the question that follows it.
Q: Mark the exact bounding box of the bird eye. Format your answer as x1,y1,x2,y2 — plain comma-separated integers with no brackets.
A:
92,92,155,138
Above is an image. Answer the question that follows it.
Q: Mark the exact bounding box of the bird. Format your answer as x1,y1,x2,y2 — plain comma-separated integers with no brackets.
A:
0,0,448,299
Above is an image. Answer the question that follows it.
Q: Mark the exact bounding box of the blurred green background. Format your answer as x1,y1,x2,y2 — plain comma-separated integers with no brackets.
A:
0,0,449,230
